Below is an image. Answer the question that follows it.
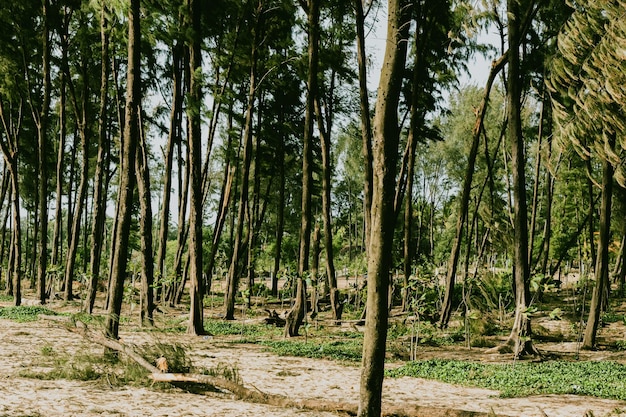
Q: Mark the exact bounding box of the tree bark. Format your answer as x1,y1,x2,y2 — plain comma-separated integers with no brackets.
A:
358,0,409,415
186,0,205,335
225,2,262,320
582,137,614,349
355,0,373,253
105,0,140,341
87,4,111,313
35,0,51,304
499,0,538,358
439,53,508,328
156,41,183,303
285,0,320,337
136,114,156,327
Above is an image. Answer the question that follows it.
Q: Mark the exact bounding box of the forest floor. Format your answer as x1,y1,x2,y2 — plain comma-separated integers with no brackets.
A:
2,282,626,417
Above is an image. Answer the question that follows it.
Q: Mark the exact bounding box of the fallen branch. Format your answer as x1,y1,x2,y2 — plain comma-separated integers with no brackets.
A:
60,319,501,417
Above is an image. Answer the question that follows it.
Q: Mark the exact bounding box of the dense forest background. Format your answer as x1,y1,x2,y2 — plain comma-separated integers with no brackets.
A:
1,0,626,413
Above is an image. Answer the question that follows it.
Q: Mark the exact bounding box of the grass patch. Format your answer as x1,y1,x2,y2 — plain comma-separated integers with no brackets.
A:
262,338,363,362
203,319,281,338
0,306,57,322
387,359,626,400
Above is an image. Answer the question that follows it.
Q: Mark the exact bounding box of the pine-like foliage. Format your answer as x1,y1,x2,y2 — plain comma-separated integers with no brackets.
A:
548,0,626,181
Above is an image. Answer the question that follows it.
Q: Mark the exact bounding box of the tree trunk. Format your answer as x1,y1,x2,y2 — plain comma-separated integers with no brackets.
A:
272,133,286,297
285,0,320,337
86,5,110,313
439,53,507,327
499,0,538,358
358,0,409,415
156,41,183,302
136,114,156,327
225,3,262,320
186,0,205,335
582,137,614,349
105,0,140,341
355,0,373,253
36,0,51,304
314,94,341,321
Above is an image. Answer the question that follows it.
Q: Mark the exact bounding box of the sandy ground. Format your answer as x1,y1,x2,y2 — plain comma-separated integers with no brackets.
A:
1,310,626,417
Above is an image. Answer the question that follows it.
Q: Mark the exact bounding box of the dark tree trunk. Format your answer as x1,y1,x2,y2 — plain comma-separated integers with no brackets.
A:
87,5,111,313
225,2,262,320
136,114,156,327
582,136,614,349
36,0,51,304
186,0,205,335
156,41,183,302
355,0,373,252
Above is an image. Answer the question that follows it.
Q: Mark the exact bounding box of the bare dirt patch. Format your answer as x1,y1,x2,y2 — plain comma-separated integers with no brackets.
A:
1,298,626,417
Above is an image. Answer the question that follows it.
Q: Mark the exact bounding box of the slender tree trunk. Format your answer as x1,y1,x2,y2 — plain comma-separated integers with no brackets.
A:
582,137,614,349
136,113,156,327
358,0,409,415
272,133,286,297
35,0,52,304
225,3,262,320
286,0,320,337
105,0,140,341
355,0,373,252
51,72,66,273
498,0,537,358
87,4,111,313
186,0,205,335
156,41,183,301
314,90,341,320
439,53,507,327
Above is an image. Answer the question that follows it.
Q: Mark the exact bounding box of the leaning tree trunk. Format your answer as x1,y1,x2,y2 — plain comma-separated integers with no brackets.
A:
582,136,614,349
358,0,409,415
105,0,140,342
439,53,507,328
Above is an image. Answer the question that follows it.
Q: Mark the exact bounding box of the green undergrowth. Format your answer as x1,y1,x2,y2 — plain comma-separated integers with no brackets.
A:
0,305,57,322
203,319,283,339
261,338,363,362
387,359,626,400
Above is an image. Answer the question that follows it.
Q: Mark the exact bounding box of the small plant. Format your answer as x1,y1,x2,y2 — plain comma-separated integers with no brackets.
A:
202,362,242,385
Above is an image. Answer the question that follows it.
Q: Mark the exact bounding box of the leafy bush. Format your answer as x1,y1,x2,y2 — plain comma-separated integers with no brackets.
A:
203,319,281,338
387,359,626,400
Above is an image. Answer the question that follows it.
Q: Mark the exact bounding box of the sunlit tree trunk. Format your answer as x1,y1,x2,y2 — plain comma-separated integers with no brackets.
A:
105,0,140,341
358,0,409,415
285,0,319,337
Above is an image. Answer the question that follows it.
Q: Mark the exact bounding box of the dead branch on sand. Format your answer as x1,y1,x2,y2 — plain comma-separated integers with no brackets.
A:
46,316,499,417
